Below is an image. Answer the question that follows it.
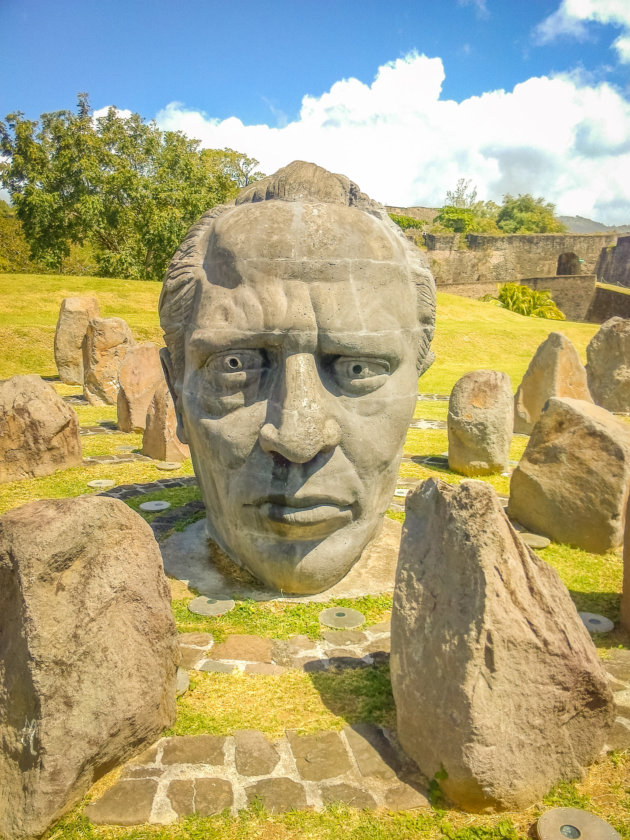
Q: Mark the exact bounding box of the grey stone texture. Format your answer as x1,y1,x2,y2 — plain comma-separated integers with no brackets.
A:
0,497,179,839
447,369,513,476
159,160,435,595
116,341,164,432
0,374,82,483
513,332,592,434
142,379,190,462
586,317,630,413
508,397,630,552
54,296,100,384
83,316,136,405
391,478,614,813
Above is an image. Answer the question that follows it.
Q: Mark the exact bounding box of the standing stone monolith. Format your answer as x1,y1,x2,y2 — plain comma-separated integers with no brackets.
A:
391,478,613,813
508,397,630,553
514,332,592,434
0,496,179,840
117,342,164,432
0,375,82,483
83,317,136,405
142,379,189,462
447,370,513,476
54,296,100,384
586,317,630,413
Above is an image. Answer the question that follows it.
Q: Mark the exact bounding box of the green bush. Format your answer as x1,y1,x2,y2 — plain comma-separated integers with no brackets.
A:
484,283,566,320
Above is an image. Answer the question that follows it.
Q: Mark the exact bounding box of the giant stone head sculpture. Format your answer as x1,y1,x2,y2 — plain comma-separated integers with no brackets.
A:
159,161,435,594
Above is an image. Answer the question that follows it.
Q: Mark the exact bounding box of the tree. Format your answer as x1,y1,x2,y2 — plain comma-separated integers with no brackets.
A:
496,194,566,234
0,94,264,280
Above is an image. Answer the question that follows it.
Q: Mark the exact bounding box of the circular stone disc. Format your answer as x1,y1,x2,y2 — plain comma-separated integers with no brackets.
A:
188,596,236,617
579,612,615,634
87,479,115,489
139,500,171,512
520,532,551,549
319,607,365,629
537,807,621,840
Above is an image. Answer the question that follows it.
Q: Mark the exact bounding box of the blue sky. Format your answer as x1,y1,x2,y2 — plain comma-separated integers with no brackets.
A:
2,0,630,222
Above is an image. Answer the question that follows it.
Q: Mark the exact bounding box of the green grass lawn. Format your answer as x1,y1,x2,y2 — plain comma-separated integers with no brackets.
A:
0,273,627,840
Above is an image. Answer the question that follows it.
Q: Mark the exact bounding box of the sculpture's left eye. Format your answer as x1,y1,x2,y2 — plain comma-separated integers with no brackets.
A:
331,357,390,395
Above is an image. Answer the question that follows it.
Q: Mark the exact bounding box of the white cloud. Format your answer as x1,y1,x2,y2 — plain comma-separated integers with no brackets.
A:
155,52,630,225
535,0,630,64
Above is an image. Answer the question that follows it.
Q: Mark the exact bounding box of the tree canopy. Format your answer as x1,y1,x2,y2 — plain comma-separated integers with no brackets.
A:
0,94,264,280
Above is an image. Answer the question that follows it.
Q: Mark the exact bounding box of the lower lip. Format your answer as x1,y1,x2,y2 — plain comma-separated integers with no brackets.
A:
256,502,353,538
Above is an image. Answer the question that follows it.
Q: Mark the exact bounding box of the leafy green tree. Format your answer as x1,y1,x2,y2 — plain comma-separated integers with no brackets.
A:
0,94,264,280
496,194,566,234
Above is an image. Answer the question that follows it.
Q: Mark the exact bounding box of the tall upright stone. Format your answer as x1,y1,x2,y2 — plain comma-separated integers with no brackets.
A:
586,317,630,413
514,332,592,434
54,296,100,384
0,496,179,839
142,380,189,462
447,370,513,476
117,342,164,432
83,317,135,406
391,478,613,813
508,397,630,553
0,375,82,483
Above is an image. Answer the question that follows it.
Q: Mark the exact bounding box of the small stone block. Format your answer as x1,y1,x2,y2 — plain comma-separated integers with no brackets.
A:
161,734,226,766
320,782,376,808
245,778,307,813
139,500,171,512
87,479,115,489
343,724,401,780
244,662,287,675
579,612,615,634
176,667,190,697
287,730,352,781
188,596,236,617
234,729,281,776
520,532,551,549
198,660,237,674
321,630,366,646
384,781,430,810
537,807,621,840
207,634,272,663
319,607,365,629
85,779,157,825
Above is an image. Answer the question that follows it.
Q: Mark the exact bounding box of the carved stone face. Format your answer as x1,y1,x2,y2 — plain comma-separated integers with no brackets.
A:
174,200,422,594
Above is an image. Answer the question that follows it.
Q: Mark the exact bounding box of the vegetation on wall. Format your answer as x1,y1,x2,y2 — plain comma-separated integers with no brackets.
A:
0,94,264,281
482,282,566,320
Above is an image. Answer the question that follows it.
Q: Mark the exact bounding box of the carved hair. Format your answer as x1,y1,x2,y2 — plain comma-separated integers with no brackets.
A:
159,161,436,388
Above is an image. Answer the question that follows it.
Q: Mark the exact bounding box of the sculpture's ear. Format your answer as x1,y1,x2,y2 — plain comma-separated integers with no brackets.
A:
160,347,188,445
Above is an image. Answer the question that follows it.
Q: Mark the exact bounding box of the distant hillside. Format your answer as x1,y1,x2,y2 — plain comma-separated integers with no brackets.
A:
558,215,630,234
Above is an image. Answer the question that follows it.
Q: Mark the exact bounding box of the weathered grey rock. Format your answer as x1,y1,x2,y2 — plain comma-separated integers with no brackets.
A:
116,342,164,432
83,316,135,405
514,332,592,434
391,478,614,813
159,160,435,594
54,296,100,384
0,375,82,483
234,730,280,776
141,379,189,462
447,370,513,476
508,397,630,553
0,497,179,839
587,317,630,413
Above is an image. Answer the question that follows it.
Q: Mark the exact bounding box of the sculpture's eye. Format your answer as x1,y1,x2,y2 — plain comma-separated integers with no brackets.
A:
331,357,390,395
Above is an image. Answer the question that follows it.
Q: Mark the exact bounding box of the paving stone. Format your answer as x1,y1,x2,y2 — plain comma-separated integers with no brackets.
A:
176,668,190,697
198,660,237,674
179,646,205,669
602,649,630,683
244,663,287,676
234,729,281,776
320,782,376,808
366,620,391,635
271,635,316,666
605,717,630,750
179,632,214,648
326,649,369,669
319,607,365,629
161,735,226,766
384,781,431,810
207,634,273,663
85,779,157,825
245,778,307,813
167,778,233,816
321,630,366,646
343,724,402,780
287,730,352,781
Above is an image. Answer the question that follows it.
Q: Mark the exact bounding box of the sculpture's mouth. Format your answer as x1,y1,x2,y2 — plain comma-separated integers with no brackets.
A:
247,494,354,539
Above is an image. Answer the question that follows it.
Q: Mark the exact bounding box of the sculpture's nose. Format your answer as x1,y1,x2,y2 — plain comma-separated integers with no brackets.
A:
259,353,341,463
